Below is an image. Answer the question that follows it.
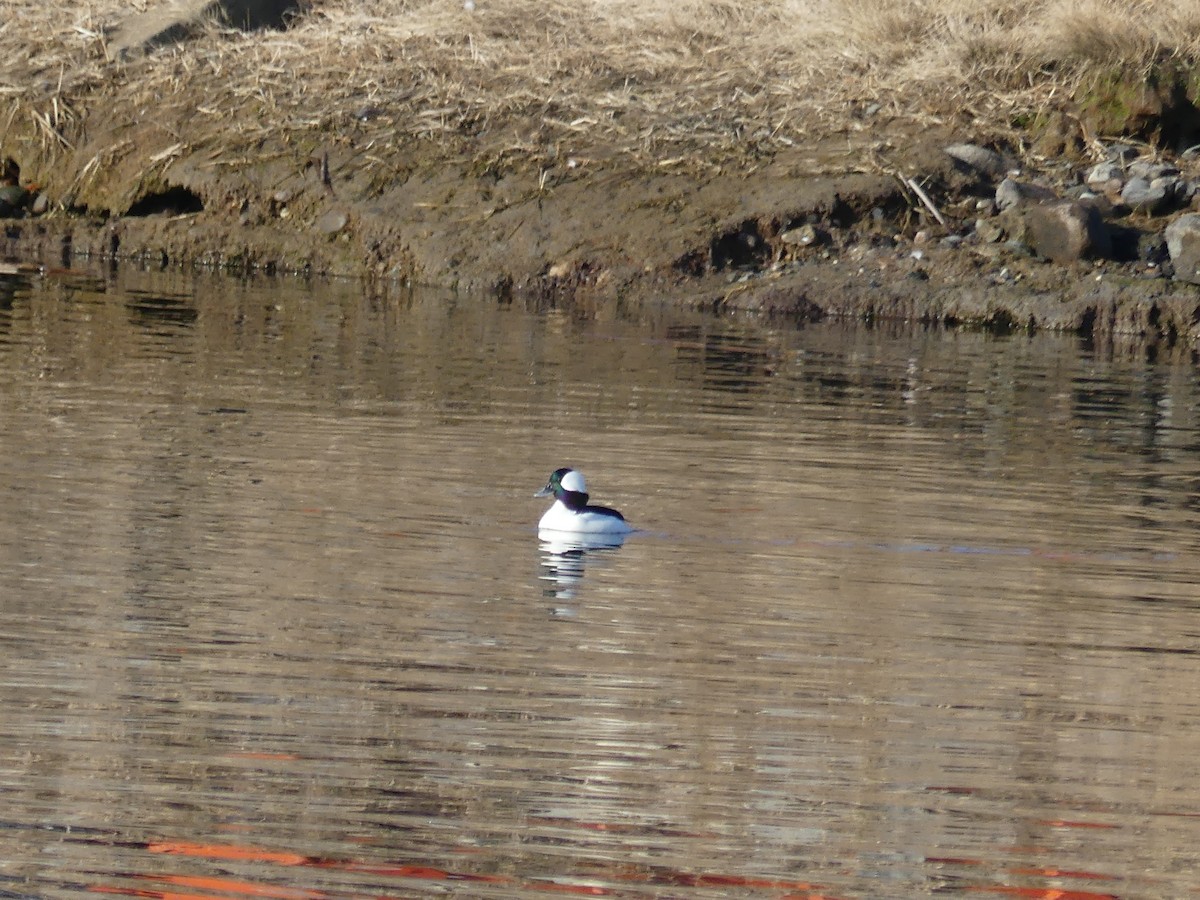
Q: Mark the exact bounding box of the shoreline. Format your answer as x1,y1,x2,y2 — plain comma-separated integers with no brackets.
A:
3,3,1200,343
5,138,1200,347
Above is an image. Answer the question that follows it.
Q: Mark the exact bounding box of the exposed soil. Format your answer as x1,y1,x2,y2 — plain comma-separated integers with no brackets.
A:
4,30,1200,344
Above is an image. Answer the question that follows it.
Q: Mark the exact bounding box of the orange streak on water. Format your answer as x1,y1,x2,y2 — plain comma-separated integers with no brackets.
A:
616,868,827,892
89,886,230,900
1009,868,1116,881
146,841,310,866
525,883,614,895
152,875,328,899
964,887,1119,899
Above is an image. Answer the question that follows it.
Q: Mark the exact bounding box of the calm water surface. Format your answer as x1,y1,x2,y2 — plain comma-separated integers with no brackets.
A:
2,269,1200,899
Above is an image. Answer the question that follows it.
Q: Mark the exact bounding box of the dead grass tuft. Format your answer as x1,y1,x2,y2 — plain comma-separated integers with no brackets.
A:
2,0,1199,184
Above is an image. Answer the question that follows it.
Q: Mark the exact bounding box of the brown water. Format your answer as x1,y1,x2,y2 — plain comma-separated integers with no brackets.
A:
2,269,1200,899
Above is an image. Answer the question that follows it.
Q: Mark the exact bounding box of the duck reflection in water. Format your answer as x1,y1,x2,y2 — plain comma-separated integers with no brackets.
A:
535,468,632,601
538,531,628,601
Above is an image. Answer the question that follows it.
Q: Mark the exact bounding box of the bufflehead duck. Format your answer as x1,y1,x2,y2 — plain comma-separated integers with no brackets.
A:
535,467,633,535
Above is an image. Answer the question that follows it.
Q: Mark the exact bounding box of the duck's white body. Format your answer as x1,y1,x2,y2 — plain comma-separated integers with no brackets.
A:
538,499,633,534
535,468,633,535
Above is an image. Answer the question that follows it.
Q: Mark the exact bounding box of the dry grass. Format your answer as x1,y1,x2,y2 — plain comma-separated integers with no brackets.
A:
2,0,1200,176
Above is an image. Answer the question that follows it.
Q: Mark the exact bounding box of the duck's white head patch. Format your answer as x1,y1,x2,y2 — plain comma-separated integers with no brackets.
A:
561,469,587,493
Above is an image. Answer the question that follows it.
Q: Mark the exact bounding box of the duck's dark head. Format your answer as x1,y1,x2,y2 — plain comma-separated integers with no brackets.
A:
534,467,590,509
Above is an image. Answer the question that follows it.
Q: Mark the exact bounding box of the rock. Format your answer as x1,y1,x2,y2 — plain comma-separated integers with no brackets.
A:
30,192,49,215
1104,144,1139,163
1128,161,1179,180
0,183,30,217
975,217,1006,243
1121,176,1171,215
995,177,1057,212
1154,175,1182,201
1006,200,1111,263
1086,162,1123,187
315,209,348,235
780,224,826,247
1165,213,1200,284
1076,193,1117,218
945,143,1009,179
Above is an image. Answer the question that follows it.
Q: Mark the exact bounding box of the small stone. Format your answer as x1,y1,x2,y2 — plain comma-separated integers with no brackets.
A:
975,217,1006,243
1129,161,1179,181
995,177,1057,211
1165,213,1200,284
0,183,29,216
273,189,292,204
945,143,1009,179
1086,162,1123,187
780,224,825,247
31,192,49,215
1104,144,1138,163
316,209,348,235
1121,176,1171,215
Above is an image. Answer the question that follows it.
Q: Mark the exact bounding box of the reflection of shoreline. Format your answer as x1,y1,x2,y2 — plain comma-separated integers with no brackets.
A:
538,530,628,601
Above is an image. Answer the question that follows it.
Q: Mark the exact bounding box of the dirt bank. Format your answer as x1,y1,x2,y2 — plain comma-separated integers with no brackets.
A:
4,1,1200,344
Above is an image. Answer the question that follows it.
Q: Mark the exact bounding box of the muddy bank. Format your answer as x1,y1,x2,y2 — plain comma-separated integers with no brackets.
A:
5,129,1200,347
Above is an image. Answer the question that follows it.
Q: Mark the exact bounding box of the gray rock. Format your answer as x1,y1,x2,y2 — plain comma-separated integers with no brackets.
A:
1006,200,1111,263
1153,175,1182,203
1104,144,1139,163
995,177,1057,212
30,192,49,215
315,209,348,235
1165,213,1200,284
1121,176,1171,215
1085,162,1123,187
1129,161,1180,181
0,184,29,217
945,143,1009,179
